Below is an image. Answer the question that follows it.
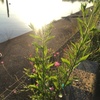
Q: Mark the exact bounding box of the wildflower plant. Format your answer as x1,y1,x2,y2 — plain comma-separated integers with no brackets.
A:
24,1,100,100
87,0,100,63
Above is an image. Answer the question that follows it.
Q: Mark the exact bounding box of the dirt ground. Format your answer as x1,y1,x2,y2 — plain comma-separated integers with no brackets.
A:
0,11,99,100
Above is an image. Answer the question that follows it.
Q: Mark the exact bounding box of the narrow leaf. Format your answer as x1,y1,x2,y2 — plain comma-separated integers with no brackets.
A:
66,80,72,86
28,85,38,89
53,82,58,89
77,19,83,36
77,18,83,24
71,42,77,50
29,23,35,30
93,4,100,14
49,76,57,80
61,58,70,66
32,42,43,49
30,34,42,40
44,36,55,43
78,54,89,62
28,57,35,62
46,63,54,69
44,46,48,56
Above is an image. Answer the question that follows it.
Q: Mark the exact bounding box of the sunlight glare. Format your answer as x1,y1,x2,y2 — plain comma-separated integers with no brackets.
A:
9,0,93,29
9,0,62,29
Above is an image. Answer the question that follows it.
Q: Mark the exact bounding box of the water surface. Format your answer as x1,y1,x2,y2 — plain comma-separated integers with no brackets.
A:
0,0,92,43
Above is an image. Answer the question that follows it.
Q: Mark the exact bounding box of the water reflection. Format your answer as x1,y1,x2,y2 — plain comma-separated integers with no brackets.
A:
8,0,92,28
0,0,92,43
6,0,9,17
0,0,4,3
63,0,88,2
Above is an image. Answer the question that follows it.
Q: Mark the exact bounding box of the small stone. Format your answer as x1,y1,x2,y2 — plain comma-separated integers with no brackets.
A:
76,83,80,86
59,93,63,98
74,79,79,82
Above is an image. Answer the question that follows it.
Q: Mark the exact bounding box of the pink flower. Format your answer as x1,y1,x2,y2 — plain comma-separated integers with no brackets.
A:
56,52,59,55
54,54,56,57
49,87,54,91
54,61,60,67
36,84,38,87
29,54,32,57
32,68,36,73
63,48,66,52
13,89,17,94
28,44,31,47
48,48,51,51
1,61,4,64
30,61,33,65
54,52,59,57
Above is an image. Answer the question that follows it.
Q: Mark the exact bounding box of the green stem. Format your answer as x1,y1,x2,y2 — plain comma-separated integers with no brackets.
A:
42,34,46,100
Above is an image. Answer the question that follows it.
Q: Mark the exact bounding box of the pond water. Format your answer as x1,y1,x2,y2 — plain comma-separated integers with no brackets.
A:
0,0,92,43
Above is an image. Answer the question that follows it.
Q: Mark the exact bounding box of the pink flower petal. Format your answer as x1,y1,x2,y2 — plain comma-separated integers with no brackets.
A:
54,54,56,57
54,61,60,67
30,61,33,65
56,52,59,55
13,89,17,94
1,61,4,64
49,87,54,91
32,68,36,73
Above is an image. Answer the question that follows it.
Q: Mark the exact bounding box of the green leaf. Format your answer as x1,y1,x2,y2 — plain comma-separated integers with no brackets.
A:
34,64,38,69
90,27,98,32
71,42,77,50
46,63,54,69
78,54,89,62
61,58,70,66
28,74,37,78
81,3,87,14
68,51,74,59
44,36,55,43
77,18,83,36
93,4,100,14
28,57,35,62
65,79,73,86
44,46,48,56
82,44,90,56
32,42,43,49
73,62,80,69
49,76,57,80
45,56,52,60
77,18,83,24
28,85,38,89
53,82,58,89
29,23,35,30
24,68,28,71
66,81,72,86
30,34,42,40
36,48,39,53
77,17,87,28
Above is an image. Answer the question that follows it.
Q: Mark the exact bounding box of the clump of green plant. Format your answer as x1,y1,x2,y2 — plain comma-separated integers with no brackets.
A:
87,0,100,63
24,1,100,100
